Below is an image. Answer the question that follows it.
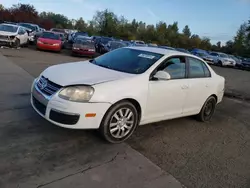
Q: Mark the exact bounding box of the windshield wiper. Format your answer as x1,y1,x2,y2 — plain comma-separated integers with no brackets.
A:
97,64,111,69
89,59,96,64
90,60,112,69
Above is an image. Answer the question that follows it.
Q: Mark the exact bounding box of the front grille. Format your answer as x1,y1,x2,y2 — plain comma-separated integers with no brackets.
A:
0,35,8,40
49,109,79,125
33,96,46,115
37,76,62,96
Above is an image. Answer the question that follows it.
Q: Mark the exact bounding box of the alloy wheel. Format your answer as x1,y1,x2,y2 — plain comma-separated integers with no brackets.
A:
109,108,135,139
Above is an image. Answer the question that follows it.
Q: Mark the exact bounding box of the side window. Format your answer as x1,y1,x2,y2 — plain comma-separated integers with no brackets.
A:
157,56,186,79
188,57,210,78
201,63,211,77
18,28,25,35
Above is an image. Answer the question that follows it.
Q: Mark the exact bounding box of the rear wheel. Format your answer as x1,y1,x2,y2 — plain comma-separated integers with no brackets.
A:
99,101,139,144
197,96,217,122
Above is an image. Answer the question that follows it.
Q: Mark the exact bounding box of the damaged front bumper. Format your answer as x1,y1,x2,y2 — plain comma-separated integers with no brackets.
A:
0,36,17,46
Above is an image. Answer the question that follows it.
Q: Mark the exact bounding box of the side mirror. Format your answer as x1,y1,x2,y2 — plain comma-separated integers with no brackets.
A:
153,71,171,80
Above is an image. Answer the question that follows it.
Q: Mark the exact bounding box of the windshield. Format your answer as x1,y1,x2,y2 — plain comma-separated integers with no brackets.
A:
59,34,65,40
219,53,228,58
75,39,94,46
110,41,127,49
51,28,65,33
135,41,145,44
197,52,207,57
75,32,88,37
0,24,18,33
41,32,60,40
19,23,36,31
101,38,112,44
92,48,163,74
229,55,239,61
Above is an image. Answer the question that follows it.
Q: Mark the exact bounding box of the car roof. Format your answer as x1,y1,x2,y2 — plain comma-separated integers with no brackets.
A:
19,22,38,26
0,23,19,27
126,46,196,56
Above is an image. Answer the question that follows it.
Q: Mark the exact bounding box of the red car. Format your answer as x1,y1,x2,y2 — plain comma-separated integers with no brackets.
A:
36,31,62,52
72,38,96,57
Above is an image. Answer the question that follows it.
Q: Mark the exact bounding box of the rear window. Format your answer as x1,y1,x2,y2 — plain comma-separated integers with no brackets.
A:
41,32,60,40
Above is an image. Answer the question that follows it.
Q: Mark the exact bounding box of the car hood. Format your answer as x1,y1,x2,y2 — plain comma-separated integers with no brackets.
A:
73,43,94,49
0,31,17,36
42,61,135,86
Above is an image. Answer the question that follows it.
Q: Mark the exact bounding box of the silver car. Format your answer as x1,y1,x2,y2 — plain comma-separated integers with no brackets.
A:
210,52,236,67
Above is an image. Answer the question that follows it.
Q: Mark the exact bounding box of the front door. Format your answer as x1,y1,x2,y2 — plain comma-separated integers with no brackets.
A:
145,56,189,122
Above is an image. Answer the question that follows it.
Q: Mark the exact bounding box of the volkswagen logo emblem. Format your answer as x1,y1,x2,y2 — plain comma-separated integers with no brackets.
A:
40,79,48,90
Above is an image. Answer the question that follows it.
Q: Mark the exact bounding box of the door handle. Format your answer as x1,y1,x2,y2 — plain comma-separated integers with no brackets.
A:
181,85,189,89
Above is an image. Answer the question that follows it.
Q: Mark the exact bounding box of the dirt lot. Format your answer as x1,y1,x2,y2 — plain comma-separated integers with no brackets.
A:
0,47,250,188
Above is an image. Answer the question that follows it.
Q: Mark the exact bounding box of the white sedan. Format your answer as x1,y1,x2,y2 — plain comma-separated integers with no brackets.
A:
31,47,225,143
0,24,29,47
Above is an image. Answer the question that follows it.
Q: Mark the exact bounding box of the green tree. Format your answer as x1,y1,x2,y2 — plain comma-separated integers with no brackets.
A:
93,9,118,36
216,41,221,49
0,4,4,10
40,12,70,29
182,25,191,38
233,23,247,56
75,17,87,31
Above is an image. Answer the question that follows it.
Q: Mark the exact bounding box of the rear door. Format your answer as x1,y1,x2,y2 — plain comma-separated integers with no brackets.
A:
183,57,213,114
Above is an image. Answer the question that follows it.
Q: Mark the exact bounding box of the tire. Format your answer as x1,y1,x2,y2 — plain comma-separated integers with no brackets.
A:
99,101,139,144
15,39,20,48
197,96,217,122
218,61,223,67
24,40,29,47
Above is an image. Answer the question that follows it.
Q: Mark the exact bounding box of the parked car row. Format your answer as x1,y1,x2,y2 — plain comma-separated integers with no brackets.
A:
190,48,250,70
1,22,249,70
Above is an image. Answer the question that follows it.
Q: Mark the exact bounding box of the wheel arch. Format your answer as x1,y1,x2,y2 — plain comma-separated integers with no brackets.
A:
210,94,218,103
103,98,142,123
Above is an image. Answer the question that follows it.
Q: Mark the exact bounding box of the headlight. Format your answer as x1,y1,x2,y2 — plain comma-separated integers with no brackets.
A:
73,47,80,50
53,43,60,46
58,86,94,102
88,49,95,52
37,40,43,44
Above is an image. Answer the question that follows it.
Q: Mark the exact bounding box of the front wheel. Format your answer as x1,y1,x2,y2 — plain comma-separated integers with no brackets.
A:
197,96,217,122
14,38,20,48
218,61,223,67
99,101,139,144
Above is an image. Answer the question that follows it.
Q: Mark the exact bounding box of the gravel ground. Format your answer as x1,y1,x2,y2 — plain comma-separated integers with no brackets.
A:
0,47,250,188
211,65,250,100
